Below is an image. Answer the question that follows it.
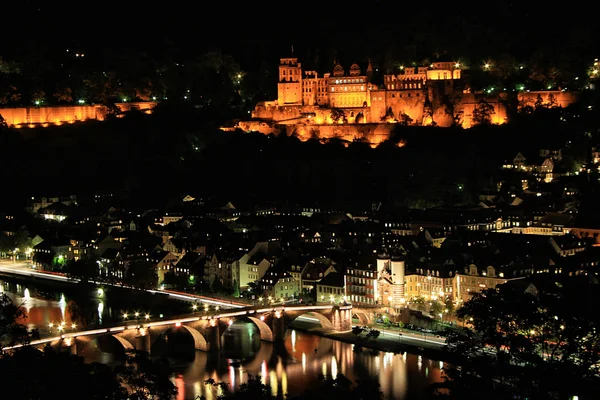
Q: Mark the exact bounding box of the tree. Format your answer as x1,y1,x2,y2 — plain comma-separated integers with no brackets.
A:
399,112,413,126
53,87,73,103
412,296,428,312
201,373,383,400
547,93,559,108
471,99,495,125
0,293,36,348
115,350,177,400
210,277,226,294
444,298,456,318
381,107,395,122
534,94,545,110
65,257,99,283
0,85,22,105
33,249,55,269
0,346,128,399
330,108,347,124
0,232,14,256
31,90,46,105
433,287,600,399
352,326,365,336
124,260,158,290
429,300,444,317
0,294,176,399
366,329,380,340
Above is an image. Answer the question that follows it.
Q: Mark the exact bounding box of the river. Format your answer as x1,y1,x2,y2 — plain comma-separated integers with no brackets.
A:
0,278,445,399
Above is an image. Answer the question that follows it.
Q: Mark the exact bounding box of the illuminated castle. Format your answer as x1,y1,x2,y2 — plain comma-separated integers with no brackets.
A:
239,57,579,141
253,57,464,128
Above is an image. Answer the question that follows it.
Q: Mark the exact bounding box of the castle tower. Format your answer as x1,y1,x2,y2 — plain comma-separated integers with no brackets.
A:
366,59,373,82
277,58,303,105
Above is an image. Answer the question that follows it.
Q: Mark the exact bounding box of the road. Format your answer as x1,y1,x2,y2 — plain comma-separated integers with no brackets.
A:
292,315,446,350
0,260,246,309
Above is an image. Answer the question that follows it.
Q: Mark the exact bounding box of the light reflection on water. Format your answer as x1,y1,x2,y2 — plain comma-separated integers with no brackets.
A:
1,280,445,399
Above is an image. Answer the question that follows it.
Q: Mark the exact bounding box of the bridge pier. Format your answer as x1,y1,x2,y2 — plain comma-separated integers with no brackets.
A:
271,310,285,342
332,306,352,331
61,337,77,355
206,319,220,351
134,328,151,354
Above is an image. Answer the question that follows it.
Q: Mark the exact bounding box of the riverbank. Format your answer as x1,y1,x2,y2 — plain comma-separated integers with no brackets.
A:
298,326,458,364
0,262,248,308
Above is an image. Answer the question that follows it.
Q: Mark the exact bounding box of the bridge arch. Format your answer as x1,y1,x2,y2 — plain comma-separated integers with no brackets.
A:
180,325,208,351
352,312,371,325
245,316,274,342
112,334,135,350
287,312,334,330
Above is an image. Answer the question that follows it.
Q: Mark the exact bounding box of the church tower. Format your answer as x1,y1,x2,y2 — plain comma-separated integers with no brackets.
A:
277,58,303,105
390,252,406,305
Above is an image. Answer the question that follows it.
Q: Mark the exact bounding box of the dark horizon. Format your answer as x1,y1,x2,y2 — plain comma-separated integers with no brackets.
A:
3,1,598,69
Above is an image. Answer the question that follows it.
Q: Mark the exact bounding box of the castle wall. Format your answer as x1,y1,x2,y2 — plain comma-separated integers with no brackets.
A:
252,102,306,121
277,82,303,105
385,90,426,124
0,105,102,127
461,93,508,128
517,91,579,109
0,102,156,128
285,123,395,145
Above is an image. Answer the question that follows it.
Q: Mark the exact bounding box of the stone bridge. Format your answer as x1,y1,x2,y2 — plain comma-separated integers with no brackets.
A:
351,305,404,325
5,304,352,356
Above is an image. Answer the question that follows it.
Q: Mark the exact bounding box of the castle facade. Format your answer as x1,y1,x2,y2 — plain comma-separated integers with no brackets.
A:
240,57,579,144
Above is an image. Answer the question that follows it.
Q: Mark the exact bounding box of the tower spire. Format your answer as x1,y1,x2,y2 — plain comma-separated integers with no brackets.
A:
291,44,294,56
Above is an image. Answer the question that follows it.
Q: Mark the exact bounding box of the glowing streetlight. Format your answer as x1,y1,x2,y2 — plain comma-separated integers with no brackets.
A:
123,313,128,319
134,312,140,318
71,323,77,329
145,314,150,320
484,63,490,69
192,304,198,311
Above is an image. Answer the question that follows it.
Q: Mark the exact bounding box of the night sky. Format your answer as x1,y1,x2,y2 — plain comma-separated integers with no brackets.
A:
3,1,597,70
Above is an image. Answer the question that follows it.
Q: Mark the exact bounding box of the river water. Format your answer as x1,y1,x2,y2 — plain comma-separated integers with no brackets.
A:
0,278,445,399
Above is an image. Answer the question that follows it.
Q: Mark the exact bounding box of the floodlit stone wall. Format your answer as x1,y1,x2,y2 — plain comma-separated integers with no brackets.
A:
0,102,157,128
